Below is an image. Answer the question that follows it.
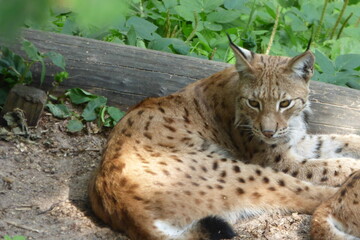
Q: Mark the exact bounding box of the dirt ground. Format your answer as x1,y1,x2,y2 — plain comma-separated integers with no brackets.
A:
0,113,312,240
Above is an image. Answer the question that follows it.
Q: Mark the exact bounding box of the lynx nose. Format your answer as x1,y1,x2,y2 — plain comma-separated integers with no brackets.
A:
261,130,275,138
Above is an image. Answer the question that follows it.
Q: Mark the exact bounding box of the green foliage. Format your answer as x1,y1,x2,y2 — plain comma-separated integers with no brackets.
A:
47,88,125,132
0,47,33,96
67,119,84,133
2,0,360,89
313,50,360,88
3,236,26,240
82,96,107,121
46,103,72,119
0,40,123,132
0,40,68,106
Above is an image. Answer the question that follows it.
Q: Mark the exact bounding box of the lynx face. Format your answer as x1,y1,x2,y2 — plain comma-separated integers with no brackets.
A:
231,44,314,143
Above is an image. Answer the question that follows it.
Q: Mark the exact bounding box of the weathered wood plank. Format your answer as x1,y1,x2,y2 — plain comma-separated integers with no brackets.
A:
2,29,359,134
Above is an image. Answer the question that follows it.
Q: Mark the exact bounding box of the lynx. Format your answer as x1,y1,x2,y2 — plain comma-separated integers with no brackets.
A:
89,39,360,240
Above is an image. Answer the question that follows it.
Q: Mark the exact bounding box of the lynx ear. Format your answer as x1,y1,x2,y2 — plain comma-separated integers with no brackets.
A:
287,51,314,82
227,35,254,74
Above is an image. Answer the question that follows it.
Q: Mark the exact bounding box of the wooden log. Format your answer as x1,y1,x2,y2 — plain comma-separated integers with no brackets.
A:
1,84,47,126
1,29,359,134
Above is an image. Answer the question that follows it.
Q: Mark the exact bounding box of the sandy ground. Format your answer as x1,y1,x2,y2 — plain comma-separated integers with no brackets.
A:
0,113,312,240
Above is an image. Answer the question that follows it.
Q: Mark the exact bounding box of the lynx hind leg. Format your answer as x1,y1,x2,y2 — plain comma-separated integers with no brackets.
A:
311,170,360,240
89,170,236,240
155,216,236,240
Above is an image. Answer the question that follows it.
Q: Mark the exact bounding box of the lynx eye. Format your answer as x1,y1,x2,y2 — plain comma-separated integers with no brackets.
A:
247,99,260,109
279,100,291,108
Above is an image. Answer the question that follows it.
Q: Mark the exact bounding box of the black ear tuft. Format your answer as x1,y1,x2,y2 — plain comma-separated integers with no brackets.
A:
226,34,254,74
226,34,251,61
199,216,237,240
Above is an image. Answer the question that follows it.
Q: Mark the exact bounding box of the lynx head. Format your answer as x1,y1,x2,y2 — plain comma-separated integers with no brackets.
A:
230,41,314,144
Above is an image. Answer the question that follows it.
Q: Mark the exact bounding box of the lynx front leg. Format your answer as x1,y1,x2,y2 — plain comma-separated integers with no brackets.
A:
311,170,360,240
266,153,360,186
264,134,360,186
297,134,360,159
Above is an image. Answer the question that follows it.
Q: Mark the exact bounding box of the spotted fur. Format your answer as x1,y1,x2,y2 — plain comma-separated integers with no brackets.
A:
311,170,360,240
89,43,360,240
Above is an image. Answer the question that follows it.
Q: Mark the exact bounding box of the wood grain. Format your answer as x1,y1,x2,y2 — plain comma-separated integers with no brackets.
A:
2,29,359,134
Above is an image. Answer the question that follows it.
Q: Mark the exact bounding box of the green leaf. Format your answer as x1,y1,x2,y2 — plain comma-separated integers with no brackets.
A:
13,55,26,76
149,38,190,54
107,106,125,122
326,38,360,58
224,0,249,10
46,103,71,119
151,0,167,13
333,72,358,86
45,51,66,70
54,71,69,83
174,5,196,21
204,21,223,31
203,0,224,12
285,12,307,32
178,0,202,12
343,26,360,40
82,96,107,121
207,9,241,23
314,72,336,84
67,119,84,132
126,26,137,46
300,1,320,23
195,32,210,48
136,39,146,48
0,58,11,68
314,49,335,74
66,88,97,104
163,0,177,8
334,54,360,71
278,0,298,8
22,40,42,61
61,17,79,35
264,3,276,19
1,47,13,59
346,79,360,90
103,117,113,127
126,16,158,40
171,42,190,55
48,94,58,101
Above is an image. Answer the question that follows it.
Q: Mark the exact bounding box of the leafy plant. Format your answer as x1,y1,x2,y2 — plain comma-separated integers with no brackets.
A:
0,40,68,106
21,39,67,84
29,0,358,89
2,0,360,89
313,50,360,89
46,88,125,133
0,41,124,133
